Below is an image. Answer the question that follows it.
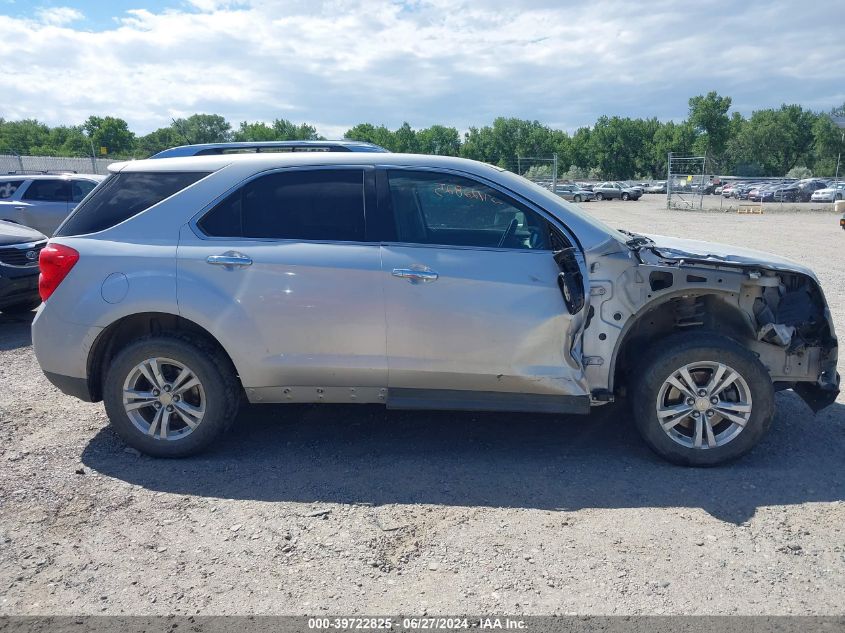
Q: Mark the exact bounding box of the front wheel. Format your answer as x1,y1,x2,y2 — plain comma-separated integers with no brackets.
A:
622,193,630,201
573,195,581,203
595,192,604,200
631,332,774,466
103,335,240,457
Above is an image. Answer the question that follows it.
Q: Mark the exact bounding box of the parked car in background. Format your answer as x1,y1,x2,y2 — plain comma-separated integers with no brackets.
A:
33,152,838,465
646,181,667,193
593,182,642,200
771,184,800,202
151,140,389,159
555,183,595,202
797,179,831,202
0,174,104,236
0,220,46,314
811,183,845,202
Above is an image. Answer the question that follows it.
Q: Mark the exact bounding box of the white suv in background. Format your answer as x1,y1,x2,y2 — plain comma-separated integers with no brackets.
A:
0,173,104,236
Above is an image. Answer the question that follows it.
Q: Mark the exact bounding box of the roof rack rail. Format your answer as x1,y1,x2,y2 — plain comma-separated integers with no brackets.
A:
151,140,389,159
4,169,79,175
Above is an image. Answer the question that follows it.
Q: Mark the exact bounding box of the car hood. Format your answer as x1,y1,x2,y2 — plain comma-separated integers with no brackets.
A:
813,188,836,195
0,220,46,246
642,234,816,279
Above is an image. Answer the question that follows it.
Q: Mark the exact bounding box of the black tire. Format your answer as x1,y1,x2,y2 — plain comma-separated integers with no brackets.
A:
622,192,630,201
595,192,604,200
103,335,240,457
574,195,581,203
2,299,41,314
631,332,775,466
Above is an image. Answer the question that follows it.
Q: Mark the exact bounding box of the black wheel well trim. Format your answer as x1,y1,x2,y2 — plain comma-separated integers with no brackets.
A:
606,290,757,394
86,311,240,402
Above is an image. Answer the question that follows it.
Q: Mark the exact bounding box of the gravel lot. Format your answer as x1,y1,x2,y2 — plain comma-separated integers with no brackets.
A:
1,197,844,616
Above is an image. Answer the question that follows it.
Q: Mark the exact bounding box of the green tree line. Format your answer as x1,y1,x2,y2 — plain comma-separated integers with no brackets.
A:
1,93,843,179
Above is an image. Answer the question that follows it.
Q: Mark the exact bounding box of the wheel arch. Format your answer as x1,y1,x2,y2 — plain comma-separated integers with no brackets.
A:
86,311,241,402
608,291,758,396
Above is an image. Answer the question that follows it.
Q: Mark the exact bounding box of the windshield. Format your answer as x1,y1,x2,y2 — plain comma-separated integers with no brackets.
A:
497,170,629,244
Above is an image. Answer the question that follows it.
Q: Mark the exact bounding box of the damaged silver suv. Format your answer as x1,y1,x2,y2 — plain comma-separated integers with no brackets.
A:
32,153,839,465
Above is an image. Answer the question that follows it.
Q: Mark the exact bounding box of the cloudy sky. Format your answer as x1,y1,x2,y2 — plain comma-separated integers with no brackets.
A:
1,0,843,137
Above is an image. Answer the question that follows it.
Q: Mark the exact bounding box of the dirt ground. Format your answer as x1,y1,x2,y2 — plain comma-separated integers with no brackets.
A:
1,197,843,616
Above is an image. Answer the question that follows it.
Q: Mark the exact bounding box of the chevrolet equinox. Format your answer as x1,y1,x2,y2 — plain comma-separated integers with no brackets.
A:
32,153,839,465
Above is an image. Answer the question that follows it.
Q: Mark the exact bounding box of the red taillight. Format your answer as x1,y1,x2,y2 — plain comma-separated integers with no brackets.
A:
38,243,79,302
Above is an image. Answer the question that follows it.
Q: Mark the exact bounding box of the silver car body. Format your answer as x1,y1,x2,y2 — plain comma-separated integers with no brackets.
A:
0,174,104,236
32,153,838,415
811,183,845,202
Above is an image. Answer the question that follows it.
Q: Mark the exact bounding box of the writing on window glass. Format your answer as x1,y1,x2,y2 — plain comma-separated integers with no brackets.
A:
433,183,504,205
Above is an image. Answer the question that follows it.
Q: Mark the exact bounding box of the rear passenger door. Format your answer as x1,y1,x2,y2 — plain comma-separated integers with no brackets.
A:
378,168,589,411
178,166,387,403
18,179,71,235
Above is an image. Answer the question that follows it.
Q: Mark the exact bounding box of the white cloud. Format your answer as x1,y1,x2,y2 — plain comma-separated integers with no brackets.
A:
34,6,83,25
1,0,843,136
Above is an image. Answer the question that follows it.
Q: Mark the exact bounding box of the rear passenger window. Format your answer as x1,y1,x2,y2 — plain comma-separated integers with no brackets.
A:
22,179,70,202
198,169,366,241
56,172,209,236
0,180,24,199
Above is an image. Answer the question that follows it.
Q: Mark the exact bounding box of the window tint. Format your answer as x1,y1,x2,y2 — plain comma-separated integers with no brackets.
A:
198,169,366,241
387,170,549,250
0,180,23,199
22,179,70,202
71,179,98,203
56,171,209,236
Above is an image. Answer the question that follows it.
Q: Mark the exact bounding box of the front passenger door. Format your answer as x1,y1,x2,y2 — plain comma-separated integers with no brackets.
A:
379,169,589,412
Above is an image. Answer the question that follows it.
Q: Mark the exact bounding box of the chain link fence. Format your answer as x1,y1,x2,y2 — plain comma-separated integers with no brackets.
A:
0,153,116,176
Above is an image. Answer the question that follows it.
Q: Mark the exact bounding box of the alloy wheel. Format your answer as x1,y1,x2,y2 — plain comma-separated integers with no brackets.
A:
122,357,206,440
655,361,752,450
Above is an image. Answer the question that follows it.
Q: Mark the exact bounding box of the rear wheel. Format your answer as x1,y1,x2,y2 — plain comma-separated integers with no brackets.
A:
103,335,240,457
631,332,774,466
574,195,581,202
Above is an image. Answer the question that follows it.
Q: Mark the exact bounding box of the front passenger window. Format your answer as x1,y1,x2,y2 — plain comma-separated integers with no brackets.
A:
386,170,549,250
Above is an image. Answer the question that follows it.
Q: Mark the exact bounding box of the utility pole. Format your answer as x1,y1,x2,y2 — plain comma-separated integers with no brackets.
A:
832,116,845,194
552,153,558,194
666,152,672,209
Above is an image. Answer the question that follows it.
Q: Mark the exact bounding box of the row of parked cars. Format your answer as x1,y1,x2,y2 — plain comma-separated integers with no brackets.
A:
717,178,843,203
553,181,656,202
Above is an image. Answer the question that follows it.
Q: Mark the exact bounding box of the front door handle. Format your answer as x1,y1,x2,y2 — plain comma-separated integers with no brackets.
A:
392,268,439,283
207,253,253,269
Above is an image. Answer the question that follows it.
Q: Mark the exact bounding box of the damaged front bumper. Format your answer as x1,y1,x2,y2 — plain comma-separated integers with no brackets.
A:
636,235,841,413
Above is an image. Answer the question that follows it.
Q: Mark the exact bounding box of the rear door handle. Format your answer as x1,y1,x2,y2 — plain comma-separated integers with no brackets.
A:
392,268,439,283
207,253,253,269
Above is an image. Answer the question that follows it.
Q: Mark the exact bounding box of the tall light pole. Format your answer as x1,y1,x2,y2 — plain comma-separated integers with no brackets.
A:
832,116,845,189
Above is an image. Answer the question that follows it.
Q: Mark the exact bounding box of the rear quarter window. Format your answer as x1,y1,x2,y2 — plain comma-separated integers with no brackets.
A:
0,180,24,199
56,171,210,236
